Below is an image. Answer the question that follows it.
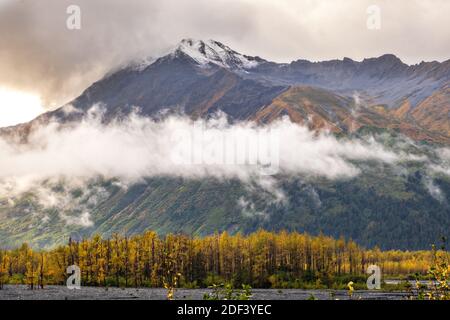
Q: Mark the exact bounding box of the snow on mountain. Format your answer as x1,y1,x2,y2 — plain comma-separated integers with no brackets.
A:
129,56,157,71
173,38,263,70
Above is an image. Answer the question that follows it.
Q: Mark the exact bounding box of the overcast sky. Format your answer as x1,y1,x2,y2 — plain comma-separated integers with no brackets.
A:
0,0,449,109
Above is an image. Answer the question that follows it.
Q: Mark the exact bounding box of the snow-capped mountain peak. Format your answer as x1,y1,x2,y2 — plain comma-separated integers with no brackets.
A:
173,38,263,70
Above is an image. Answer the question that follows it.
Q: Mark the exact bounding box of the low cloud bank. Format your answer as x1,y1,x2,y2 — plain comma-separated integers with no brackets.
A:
0,108,403,190
0,107,438,226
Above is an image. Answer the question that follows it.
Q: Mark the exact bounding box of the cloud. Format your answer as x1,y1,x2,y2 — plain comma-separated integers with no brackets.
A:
0,107,445,227
429,148,450,176
423,177,445,203
63,212,94,227
0,0,448,107
0,108,402,188
237,197,267,219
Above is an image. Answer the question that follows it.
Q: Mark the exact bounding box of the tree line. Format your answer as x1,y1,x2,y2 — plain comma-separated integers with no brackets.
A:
0,230,434,289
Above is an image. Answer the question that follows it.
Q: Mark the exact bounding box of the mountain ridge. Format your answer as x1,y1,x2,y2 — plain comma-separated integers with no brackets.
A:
3,39,448,142
1,39,450,250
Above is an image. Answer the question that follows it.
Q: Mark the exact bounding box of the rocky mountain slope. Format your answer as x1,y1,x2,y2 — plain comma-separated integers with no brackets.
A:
0,39,449,250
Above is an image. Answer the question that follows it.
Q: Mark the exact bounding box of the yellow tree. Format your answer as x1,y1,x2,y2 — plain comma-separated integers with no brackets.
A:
0,253,10,289
25,248,37,290
37,252,49,289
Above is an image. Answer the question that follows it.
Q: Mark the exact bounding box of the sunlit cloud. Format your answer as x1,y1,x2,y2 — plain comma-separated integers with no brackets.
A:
0,87,45,127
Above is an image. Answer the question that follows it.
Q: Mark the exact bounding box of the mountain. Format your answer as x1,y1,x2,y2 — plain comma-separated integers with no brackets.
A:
250,54,449,108
6,39,447,143
174,39,265,70
2,170,450,251
3,38,448,141
1,39,449,250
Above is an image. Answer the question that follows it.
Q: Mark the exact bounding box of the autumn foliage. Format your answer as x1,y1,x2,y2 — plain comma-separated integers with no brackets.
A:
0,230,435,289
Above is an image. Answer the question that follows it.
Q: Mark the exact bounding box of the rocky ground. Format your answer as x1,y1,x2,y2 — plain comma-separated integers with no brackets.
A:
0,285,410,300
